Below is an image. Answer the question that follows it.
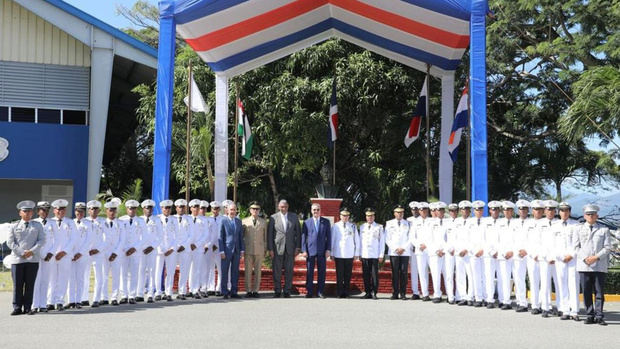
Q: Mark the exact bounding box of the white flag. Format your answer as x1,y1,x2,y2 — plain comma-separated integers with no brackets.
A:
184,75,208,113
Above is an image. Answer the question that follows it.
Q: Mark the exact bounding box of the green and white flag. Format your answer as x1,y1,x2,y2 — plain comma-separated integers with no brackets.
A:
237,99,254,160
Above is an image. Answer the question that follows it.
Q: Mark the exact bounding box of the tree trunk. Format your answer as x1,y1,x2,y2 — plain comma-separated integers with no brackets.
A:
268,168,279,211
205,154,215,200
555,179,562,202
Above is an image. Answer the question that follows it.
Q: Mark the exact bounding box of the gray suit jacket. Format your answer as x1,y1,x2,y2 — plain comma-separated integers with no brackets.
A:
268,212,301,255
573,222,612,272
7,220,45,264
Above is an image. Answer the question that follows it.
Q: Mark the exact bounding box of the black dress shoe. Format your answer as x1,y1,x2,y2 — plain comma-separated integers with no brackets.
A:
273,292,281,298
215,292,222,296
47,304,55,311
474,302,482,307
515,306,528,312
305,294,313,298
486,303,495,309
231,294,240,299
412,294,421,300
39,308,48,313
572,315,581,322
101,300,109,305
482,300,488,307
135,297,144,302
448,300,456,305
75,303,82,309
194,294,202,299
319,293,326,299
187,292,194,297
362,293,370,299
560,315,570,320
400,295,407,300
10,309,22,316
541,311,549,318
432,298,441,303
207,291,216,296
111,300,119,306
56,304,64,311
245,293,253,298
177,295,186,300
531,308,542,315
155,295,162,301
81,301,90,306
501,304,512,310
147,297,154,303
202,292,209,298
253,292,260,298
223,294,229,299
166,295,173,301
422,296,431,302
372,294,378,300
457,300,468,306
129,298,136,304
467,301,474,306
584,317,595,324
119,298,128,304
283,292,291,298
27,309,35,315
390,294,398,300
597,319,607,326
91,302,99,308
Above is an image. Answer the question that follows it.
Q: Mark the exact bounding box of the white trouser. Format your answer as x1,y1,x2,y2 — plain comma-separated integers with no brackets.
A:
177,250,191,294
33,259,54,308
469,256,484,302
497,259,513,305
555,259,580,316
443,253,456,301
121,254,141,299
155,253,177,296
91,255,106,302
455,254,473,301
539,261,559,311
139,252,157,298
428,254,444,299
68,257,89,303
206,249,223,292
52,255,72,305
106,255,123,301
415,252,430,297
81,256,91,302
526,257,540,308
198,252,209,293
189,249,204,293
483,257,497,303
512,257,528,307
409,252,419,295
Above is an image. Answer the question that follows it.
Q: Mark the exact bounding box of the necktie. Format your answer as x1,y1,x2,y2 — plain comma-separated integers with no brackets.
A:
77,220,81,225
25,222,29,229
398,220,401,227
42,219,47,225
549,221,552,227
165,217,168,224
314,218,318,231
110,221,113,228
58,219,62,227
440,219,443,226
563,221,567,227
253,218,256,227
494,219,496,225
507,220,510,226
214,217,217,223
130,218,133,226
178,216,182,223
193,217,197,224
477,218,480,226
589,225,593,232
146,217,150,224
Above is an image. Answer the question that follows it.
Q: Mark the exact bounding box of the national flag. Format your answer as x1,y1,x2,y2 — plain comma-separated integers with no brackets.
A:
447,85,469,162
328,78,339,148
404,76,427,148
183,75,208,113
237,99,254,160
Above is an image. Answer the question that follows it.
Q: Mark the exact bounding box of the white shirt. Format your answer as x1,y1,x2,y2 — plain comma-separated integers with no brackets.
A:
385,218,410,256
280,212,288,231
158,214,178,254
119,215,147,254
483,216,500,258
538,217,559,262
101,218,125,257
410,216,431,255
84,216,106,257
465,216,486,257
140,214,162,254
359,222,385,259
331,221,360,258
552,218,578,261
73,218,93,257
49,216,77,255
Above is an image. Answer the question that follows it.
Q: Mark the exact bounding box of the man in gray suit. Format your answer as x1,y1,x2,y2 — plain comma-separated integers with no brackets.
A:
268,200,301,298
574,204,612,326
7,200,45,315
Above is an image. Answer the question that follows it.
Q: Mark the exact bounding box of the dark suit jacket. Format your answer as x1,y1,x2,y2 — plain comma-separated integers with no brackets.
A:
302,217,331,256
219,217,245,258
268,212,301,255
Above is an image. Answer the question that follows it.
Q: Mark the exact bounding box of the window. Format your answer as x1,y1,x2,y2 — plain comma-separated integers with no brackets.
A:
38,109,61,124
0,107,7,121
11,107,35,123
63,110,87,125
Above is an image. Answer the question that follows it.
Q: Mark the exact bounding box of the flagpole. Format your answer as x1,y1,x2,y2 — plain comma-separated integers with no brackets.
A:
425,64,431,201
185,61,192,204
466,81,471,200
233,83,240,204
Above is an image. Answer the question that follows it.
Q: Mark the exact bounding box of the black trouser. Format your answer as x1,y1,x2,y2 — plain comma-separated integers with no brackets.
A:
335,258,353,296
580,272,606,320
11,262,39,312
390,256,409,296
362,258,379,295
272,252,295,293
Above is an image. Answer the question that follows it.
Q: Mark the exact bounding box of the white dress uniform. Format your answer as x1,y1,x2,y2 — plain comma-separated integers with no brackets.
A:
174,214,193,295
68,218,93,305
101,218,126,302
119,215,146,300
466,217,486,303
85,215,106,303
443,217,458,303
32,216,54,309
538,217,560,312
331,221,361,258
188,214,209,295
406,216,419,297
139,214,162,299
385,217,411,297
427,217,447,300
360,222,385,259
526,217,543,310
155,214,178,297
511,216,532,309
411,216,431,298
49,216,77,306
454,217,474,302
496,217,514,306
552,218,579,317
206,214,225,293
483,216,500,304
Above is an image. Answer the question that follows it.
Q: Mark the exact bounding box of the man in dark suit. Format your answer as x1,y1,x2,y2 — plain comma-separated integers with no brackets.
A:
219,203,245,299
268,200,301,298
301,203,331,298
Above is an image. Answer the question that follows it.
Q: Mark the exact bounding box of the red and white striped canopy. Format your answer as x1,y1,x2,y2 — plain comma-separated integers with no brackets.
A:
173,0,471,77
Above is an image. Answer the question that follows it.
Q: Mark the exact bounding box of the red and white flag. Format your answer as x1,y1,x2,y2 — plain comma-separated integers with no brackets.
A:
328,78,339,145
404,76,427,148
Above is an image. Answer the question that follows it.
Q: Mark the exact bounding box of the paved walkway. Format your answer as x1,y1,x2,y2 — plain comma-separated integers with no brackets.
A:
0,292,617,348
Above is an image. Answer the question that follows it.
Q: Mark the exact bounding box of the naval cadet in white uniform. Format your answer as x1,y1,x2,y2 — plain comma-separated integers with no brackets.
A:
331,208,360,298
385,205,410,300
359,207,384,299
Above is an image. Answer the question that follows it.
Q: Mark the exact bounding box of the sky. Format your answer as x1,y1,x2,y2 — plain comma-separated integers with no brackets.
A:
64,0,157,30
